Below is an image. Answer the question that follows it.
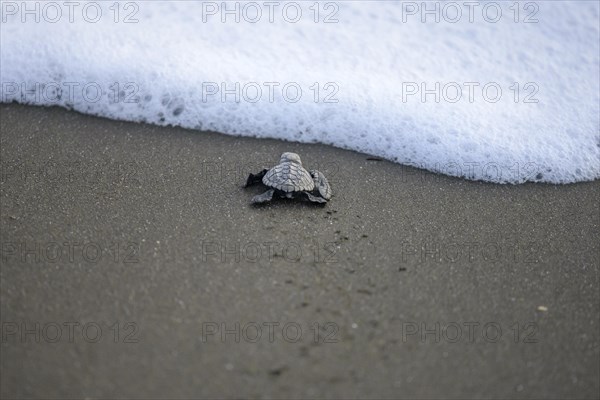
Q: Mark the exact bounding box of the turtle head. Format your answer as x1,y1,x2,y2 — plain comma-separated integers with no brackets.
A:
280,152,302,165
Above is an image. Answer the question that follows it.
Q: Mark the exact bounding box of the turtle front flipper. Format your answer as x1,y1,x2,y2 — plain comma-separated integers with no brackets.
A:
309,170,332,200
251,189,275,204
245,169,269,187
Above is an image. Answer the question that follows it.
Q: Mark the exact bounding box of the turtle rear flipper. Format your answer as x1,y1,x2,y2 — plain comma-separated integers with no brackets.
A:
252,189,275,204
299,191,328,204
245,169,269,187
310,170,332,200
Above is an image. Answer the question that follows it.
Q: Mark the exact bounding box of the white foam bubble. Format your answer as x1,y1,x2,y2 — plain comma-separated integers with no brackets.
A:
1,1,598,183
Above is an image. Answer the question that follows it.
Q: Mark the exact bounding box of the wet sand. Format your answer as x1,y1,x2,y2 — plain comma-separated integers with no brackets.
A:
1,104,599,399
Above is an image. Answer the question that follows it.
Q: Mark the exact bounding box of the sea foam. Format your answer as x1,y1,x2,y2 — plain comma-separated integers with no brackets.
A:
1,1,599,183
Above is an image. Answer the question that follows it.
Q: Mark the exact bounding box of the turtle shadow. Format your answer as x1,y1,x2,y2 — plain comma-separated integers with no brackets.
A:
249,197,329,208
242,184,329,207
243,188,329,208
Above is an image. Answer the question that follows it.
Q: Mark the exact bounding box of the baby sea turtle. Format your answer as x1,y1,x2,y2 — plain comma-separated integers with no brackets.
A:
245,152,332,204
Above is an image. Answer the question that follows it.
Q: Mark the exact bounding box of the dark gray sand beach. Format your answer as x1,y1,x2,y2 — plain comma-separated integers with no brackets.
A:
1,104,599,399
